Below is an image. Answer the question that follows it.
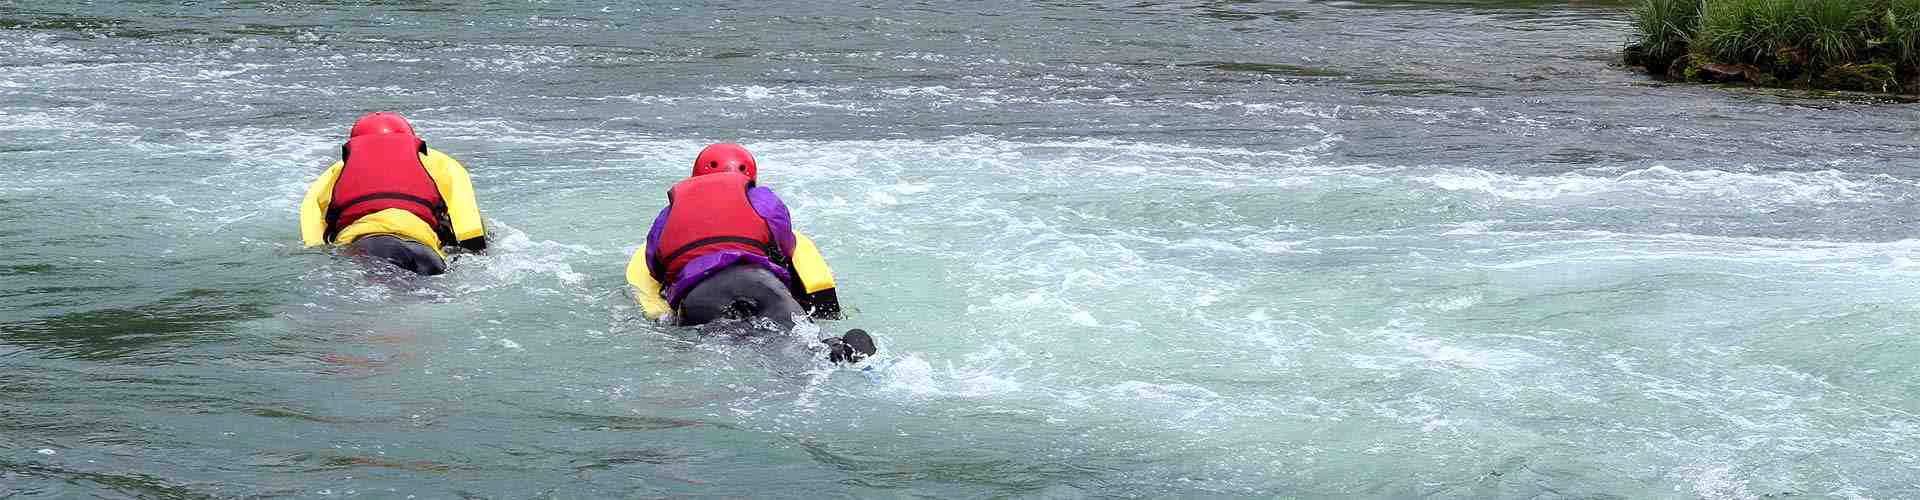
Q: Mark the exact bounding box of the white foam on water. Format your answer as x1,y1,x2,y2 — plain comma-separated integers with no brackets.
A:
460,222,595,290
1346,318,1544,373
0,31,82,58
879,85,954,97
1106,380,1221,401
705,84,879,112
869,354,938,393
454,44,579,74
1459,231,1920,278
562,92,689,105
1417,165,1894,205
853,337,1035,400
1244,101,1342,120
0,108,134,133
1068,310,1099,326
1673,464,1759,500
1422,293,1482,311
890,181,930,194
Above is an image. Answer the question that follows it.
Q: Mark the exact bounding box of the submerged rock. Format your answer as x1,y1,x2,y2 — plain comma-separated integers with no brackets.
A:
1695,62,1765,84
1622,42,1678,75
1661,53,1789,88
1774,46,1810,67
1817,63,1899,93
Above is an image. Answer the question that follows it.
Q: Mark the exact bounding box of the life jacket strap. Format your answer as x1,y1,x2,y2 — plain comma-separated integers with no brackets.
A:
657,235,786,285
323,192,451,243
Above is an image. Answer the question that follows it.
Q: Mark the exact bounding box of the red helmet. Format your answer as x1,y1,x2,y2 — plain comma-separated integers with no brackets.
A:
349,112,415,138
692,143,757,181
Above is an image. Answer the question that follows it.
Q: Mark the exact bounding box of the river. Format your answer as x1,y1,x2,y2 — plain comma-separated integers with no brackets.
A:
4,1,1920,497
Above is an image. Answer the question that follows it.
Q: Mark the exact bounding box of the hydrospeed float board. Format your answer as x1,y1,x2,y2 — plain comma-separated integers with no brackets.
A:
626,231,837,320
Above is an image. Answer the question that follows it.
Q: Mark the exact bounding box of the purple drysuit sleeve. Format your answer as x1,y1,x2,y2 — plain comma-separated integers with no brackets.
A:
747,187,796,257
645,205,671,272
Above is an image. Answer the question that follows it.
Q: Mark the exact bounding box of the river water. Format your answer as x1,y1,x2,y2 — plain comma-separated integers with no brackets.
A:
5,1,1920,498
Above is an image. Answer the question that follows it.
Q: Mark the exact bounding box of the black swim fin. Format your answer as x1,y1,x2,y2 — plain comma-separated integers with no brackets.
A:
825,328,878,363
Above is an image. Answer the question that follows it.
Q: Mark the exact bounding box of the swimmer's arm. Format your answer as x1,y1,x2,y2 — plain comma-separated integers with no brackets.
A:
747,187,796,257
645,204,671,283
299,162,344,247
427,150,488,253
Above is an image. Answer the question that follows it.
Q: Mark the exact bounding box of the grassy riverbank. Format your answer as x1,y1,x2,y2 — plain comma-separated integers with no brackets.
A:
1626,0,1920,92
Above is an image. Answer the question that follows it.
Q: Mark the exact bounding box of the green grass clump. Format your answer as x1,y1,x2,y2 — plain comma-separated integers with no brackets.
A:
1633,0,1703,65
1887,0,1920,66
1801,0,1869,65
1629,0,1915,93
1692,0,1744,64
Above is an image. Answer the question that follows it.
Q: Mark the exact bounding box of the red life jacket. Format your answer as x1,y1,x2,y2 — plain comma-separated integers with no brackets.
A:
655,172,775,284
325,133,448,243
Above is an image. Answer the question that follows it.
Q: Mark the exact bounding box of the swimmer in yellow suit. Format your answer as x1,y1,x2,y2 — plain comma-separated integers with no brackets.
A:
299,112,487,275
